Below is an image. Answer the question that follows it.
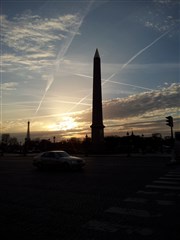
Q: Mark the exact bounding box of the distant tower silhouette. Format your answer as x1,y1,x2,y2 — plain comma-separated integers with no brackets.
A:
91,49,104,144
26,121,31,142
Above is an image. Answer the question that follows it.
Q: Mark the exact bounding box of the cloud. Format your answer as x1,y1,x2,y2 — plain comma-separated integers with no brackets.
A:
76,83,180,124
139,0,179,33
2,83,179,137
1,82,19,91
64,83,179,136
0,12,80,72
1,52,59,73
104,83,180,119
1,13,79,51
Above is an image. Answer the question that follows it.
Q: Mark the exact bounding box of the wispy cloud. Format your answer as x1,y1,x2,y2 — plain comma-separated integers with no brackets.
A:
140,0,179,33
1,82,19,91
1,13,79,51
0,12,80,72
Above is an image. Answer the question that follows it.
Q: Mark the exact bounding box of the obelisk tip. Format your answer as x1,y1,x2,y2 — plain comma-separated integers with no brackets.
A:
94,48,100,58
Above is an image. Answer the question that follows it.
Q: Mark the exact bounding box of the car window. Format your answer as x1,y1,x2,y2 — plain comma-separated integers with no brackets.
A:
42,152,49,158
42,152,55,158
55,152,69,158
48,152,55,158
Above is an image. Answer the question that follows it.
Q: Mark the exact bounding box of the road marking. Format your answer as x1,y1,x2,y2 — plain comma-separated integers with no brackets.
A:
164,193,176,197
159,177,180,181
153,180,180,185
83,220,153,235
138,228,153,236
146,185,180,190
123,197,147,203
165,174,180,177
124,197,174,206
83,220,119,232
105,207,161,218
84,170,180,238
136,190,159,195
156,200,174,206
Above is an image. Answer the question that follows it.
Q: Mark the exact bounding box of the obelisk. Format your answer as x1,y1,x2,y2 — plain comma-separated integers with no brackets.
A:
26,121,31,142
91,49,104,144
24,121,30,155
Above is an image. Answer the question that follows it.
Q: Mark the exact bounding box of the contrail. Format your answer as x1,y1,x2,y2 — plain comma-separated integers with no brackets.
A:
105,80,153,91
68,72,153,113
68,28,174,112
105,27,173,82
67,94,92,114
36,98,90,115
35,75,54,115
75,73,92,79
75,73,153,91
34,0,95,115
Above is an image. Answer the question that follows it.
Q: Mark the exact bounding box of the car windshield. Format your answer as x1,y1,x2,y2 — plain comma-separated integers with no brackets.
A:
55,151,69,158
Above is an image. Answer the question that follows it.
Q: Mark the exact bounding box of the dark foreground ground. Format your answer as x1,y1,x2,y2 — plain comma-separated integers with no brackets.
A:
0,154,180,239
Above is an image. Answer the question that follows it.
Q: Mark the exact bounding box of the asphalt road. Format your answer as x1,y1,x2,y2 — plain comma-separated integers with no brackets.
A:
0,154,180,239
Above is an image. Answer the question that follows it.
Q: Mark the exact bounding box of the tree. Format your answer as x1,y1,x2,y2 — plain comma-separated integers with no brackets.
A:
1,134,10,144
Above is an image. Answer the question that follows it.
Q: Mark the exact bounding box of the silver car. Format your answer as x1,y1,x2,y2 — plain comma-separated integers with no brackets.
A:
33,150,86,170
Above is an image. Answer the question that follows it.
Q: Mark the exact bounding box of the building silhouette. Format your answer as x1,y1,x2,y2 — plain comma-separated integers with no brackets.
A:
91,49,105,145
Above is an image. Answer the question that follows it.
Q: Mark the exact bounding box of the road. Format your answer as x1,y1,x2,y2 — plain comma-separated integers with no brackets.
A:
0,154,180,239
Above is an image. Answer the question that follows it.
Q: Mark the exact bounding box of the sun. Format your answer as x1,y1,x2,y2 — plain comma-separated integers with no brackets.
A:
58,117,77,130
48,117,77,131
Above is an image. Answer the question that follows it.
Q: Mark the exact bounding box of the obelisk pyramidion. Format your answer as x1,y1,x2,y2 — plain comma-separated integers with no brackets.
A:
91,49,104,144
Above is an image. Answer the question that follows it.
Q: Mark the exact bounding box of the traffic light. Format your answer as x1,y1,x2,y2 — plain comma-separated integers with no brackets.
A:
166,116,173,127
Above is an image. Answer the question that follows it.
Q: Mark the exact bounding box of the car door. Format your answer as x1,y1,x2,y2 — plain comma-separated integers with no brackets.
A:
41,152,54,166
54,152,65,166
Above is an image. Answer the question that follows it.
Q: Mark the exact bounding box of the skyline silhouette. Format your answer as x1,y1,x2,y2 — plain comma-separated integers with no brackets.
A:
0,0,179,140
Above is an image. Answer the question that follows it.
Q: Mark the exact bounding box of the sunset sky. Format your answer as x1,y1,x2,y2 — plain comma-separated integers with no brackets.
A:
1,0,179,141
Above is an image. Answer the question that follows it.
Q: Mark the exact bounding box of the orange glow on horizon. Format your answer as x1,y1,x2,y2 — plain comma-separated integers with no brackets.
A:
47,117,77,131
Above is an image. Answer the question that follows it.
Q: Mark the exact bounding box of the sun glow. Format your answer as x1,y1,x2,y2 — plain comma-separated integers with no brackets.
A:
48,117,77,131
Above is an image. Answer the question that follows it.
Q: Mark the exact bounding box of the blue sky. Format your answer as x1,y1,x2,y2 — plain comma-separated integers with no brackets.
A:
0,0,179,141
